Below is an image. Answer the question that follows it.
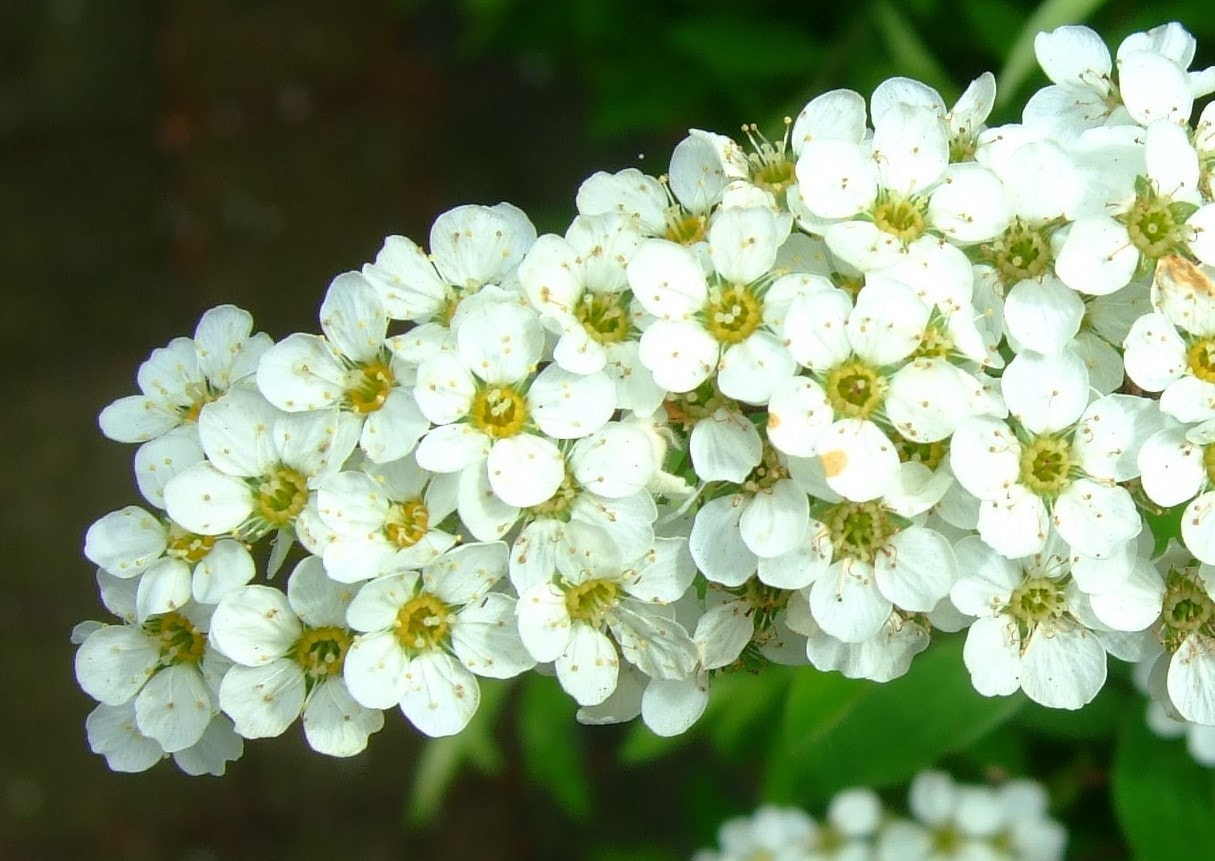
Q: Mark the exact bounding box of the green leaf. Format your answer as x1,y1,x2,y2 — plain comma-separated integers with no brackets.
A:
518,673,593,817
995,0,1113,112
768,635,1024,800
1112,707,1215,858
959,0,1025,58
407,678,511,825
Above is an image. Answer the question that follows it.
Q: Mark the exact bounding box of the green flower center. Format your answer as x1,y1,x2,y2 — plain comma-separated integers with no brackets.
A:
346,358,395,414
144,611,206,667
292,625,352,682
385,499,429,548
1018,435,1077,497
1188,338,1215,383
987,218,1053,286
824,359,888,419
823,500,899,563
470,384,529,439
1163,571,1213,639
1123,180,1195,262
257,465,309,527
1009,575,1068,628
394,593,452,652
705,284,763,344
575,291,632,344
165,522,216,564
564,578,620,627
742,444,789,494
895,433,948,470
872,193,926,244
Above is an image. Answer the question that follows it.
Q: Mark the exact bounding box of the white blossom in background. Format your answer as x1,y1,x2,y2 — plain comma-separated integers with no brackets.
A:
99,305,272,446
877,771,1066,861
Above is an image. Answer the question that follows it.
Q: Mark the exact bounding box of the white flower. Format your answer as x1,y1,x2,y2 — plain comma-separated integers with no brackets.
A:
413,300,615,510
342,542,533,737
516,523,697,706
317,455,459,583
208,557,384,756
950,350,1155,559
518,212,665,412
361,202,537,323
75,600,227,753
84,505,255,620
629,207,796,403
951,533,1108,709
1027,22,1214,138
162,387,358,567
85,702,243,776
256,272,429,463
99,305,271,445
1125,255,1215,422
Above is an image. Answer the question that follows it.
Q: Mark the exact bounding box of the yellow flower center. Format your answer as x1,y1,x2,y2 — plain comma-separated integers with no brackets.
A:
824,359,888,419
257,465,309,527
347,359,395,414
1188,338,1215,383
292,626,352,681
394,593,452,652
470,384,529,439
872,193,926,243
165,523,216,564
144,611,206,667
385,499,430,548
575,291,632,345
564,578,620,627
1018,435,1077,498
705,284,763,344
664,208,708,246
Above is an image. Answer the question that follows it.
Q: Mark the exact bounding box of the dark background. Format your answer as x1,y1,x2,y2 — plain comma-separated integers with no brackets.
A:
4,2,1215,858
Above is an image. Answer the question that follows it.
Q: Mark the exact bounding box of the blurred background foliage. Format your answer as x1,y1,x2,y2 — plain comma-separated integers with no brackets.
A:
5,0,1215,858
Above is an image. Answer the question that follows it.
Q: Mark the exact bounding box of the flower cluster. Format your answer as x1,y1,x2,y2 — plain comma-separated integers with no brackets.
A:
693,771,1066,861
75,20,1215,773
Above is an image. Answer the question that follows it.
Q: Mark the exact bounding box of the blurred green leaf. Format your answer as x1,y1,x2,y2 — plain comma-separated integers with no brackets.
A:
407,678,511,824
1013,673,1127,739
995,0,1112,111
872,0,955,99
518,674,593,817
767,636,1024,800
960,0,1027,60
1112,708,1215,858
668,17,820,80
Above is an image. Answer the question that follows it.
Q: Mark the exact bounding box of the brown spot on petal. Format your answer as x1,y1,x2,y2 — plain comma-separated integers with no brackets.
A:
821,449,847,477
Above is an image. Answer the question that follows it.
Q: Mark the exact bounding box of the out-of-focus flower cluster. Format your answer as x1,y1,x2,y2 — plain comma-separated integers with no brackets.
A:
693,771,1066,861
74,20,1215,774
